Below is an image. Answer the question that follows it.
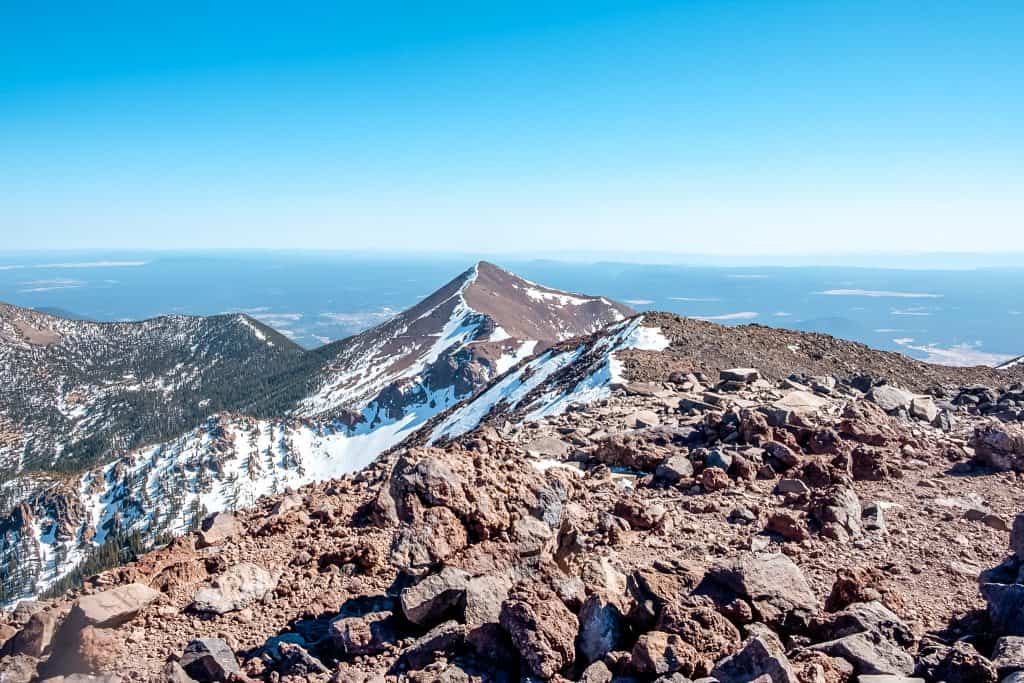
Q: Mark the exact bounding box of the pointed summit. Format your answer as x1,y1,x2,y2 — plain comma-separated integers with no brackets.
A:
293,261,633,417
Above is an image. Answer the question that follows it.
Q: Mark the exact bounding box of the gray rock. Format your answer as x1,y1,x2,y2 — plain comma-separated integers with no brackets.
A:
762,441,800,470
191,563,276,614
180,638,240,682
706,553,817,625
271,493,303,516
775,478,809,495
657,454,694,483
400,566,471,626
9,606,62,657
812,601,913,647
0,655,38,683
1012,513,1024,559
983,583,1024,636
863,503,887,534
711,636,797,683
910,396,939,423
857,677,924,683
579,661,614,683
525,436,571,458
577,594,622,663
868,386,914,413
707,449,733,472
992,636,1024,677
810,631,915,676
631,410,661,428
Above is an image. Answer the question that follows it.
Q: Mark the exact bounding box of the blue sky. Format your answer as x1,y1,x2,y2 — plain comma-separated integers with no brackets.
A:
3,1,1022,254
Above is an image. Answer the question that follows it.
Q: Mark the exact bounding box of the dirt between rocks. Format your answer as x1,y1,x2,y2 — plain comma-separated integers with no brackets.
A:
4,344,1024,683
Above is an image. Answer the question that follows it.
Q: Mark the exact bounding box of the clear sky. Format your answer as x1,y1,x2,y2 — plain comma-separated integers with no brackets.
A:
3,1,1022,254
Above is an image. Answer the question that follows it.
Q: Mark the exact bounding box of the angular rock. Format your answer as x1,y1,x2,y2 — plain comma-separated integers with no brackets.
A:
400,621,467,670
464,573,512,627
276,642,329,676
69,583,161,629
971,422,1024,472
918,641,997,683
630,410,661,428
910,396,939,423
328,610,397,656
390,506,468,573
868,386,914,414
499,589,578,679
656,600,741,661
0,655,38,683
983,583,1024,636
705,553,817,625
811,601,913,647
721,368,761,383
400,566,471,626
9,606,62,657
631,630,707,677
196,512,242,548
614,497,666,530
711,636,798,683
775,478,810,495
1012,513,1024,559
180,638,240,682
579,661,614,683
191,563,276,614
656,454,694,483
577,594,622,664
991,636,1024,677
810,631,914,676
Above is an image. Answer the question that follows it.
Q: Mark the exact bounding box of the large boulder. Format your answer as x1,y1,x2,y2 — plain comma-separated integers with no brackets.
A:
868,386,914,414
810,631,915,676
499,588,578,679
982,583,1024,636
191,563,276,614
705,553,817,626
9,606,63,657
69,583,161,629
400,566,471,626
991,636,1024,678
656,599,741,661
916,641,997,683
464,573,512,627
196,512,242,548
390,507,469,573
971,422,1024,471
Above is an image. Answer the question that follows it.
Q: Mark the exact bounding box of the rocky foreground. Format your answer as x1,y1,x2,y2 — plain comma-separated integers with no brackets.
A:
4,358,1024,683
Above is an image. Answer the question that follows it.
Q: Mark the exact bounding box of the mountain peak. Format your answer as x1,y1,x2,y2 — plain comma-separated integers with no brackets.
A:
463,261,634,342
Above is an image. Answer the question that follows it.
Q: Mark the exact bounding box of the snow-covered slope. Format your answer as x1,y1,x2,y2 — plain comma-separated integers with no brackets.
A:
997,355,1024,370
430,318,669,441
0,304,304,479
0,262,635,605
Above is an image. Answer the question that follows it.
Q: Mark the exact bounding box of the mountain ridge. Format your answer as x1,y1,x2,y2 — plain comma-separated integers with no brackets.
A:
0,262,635,605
